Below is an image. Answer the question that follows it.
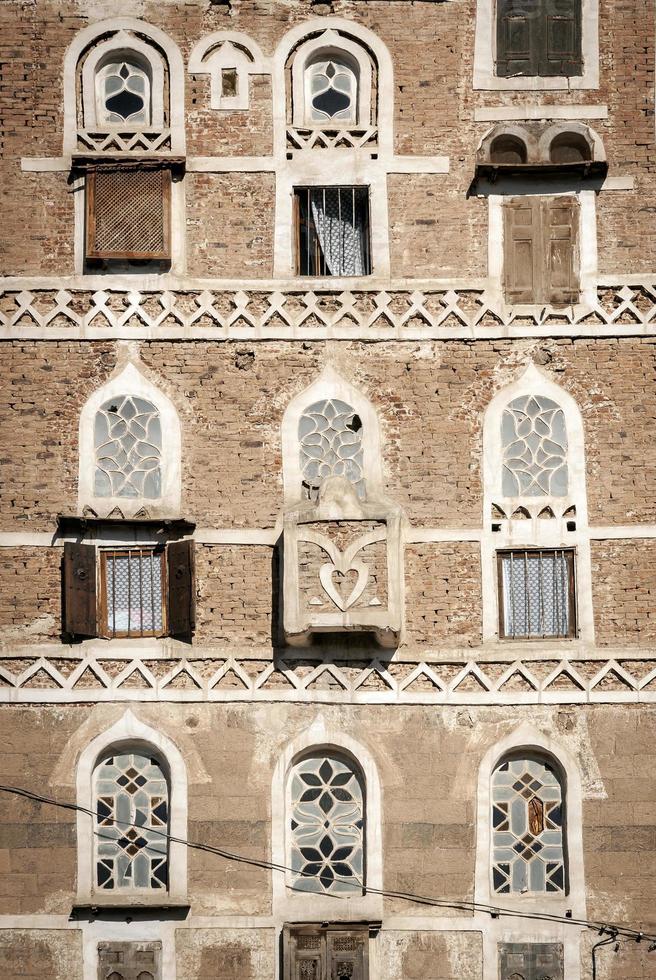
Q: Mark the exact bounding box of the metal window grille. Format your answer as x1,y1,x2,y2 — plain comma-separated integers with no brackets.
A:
295,186,371,277
100,548,165,638
86,167,171,261
498,549,576,639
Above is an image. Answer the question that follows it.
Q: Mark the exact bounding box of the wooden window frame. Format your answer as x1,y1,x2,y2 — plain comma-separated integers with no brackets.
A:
85,166,172,262
497,548,577,640
496,0,583,79
99,547,167,639
283,923,370,980
293,185,372,278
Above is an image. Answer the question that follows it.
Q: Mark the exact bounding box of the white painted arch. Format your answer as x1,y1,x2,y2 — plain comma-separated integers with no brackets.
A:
77,361,182,518
188,30,269,112
271,716,384,922
75,709,188,903
281,365,384,504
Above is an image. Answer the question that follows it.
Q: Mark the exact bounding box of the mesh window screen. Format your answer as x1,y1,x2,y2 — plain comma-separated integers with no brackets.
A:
102,549,164,637
86,168,171,260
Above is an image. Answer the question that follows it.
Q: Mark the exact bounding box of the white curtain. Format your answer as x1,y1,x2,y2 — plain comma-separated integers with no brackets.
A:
310,188,366,276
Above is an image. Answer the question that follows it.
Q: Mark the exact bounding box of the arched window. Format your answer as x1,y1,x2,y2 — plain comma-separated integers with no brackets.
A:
288,752,365,895
305,53,358,125
95,55,151,125
94,748,169,891
298,398,364,498
501,394,568,498
491,753,566,895
94,394,162,499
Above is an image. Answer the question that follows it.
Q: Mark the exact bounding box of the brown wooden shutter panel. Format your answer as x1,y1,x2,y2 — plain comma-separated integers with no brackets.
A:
496,0,540,77
503,198,540,304
328,931,368,980
86,168,171,261
284,925,369,980
167,539,195,638
543,197,579,305
541,0,582,76
97,941,162,980
63,542,97,637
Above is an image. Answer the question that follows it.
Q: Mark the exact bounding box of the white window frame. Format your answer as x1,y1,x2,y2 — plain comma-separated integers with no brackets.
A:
291,30,372,129
473,0,599,91
188,31,269,112
78,362,182,518
84,38,163,130
271,719,383,923
481,363,594,643
281,365,383,505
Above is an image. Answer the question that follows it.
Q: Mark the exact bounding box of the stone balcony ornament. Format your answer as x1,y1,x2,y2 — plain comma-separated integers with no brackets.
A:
283,476,403,648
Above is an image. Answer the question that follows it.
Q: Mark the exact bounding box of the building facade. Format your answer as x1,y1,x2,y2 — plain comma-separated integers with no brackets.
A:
0,0,655,978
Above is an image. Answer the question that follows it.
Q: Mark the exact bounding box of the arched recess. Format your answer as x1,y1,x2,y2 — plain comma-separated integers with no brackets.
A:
281,365,383,505
271,718,383,921
538,122,605,164
188,31,269,111
75,709,188,903
474,724,586,918
78,361,182,518
62,18,186,153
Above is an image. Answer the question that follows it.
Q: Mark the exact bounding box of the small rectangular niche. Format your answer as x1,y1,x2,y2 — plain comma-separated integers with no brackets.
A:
221,67,238,99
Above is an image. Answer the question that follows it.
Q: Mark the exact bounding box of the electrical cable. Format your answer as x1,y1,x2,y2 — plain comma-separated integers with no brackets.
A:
1,782,655,945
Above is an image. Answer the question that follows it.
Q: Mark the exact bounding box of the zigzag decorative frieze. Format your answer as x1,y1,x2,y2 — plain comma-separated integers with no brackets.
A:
2,282,656,338
0,655,654,703
76,129,173,153
286,126,379,150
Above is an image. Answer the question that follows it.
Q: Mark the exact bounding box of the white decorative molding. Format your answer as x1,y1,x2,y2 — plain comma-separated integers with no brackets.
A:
77,361,182,518
290,29,373,129
74,708,188,904
270,718,383,922
474,105,608,122
188,31,269,111
81,32,165,130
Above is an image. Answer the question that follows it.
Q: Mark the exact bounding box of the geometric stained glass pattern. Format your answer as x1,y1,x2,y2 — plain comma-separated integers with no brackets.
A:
309,59,357,123
98,60,150,126
95,751,168,891
94,395,162,498
492,756,565,895
501,395,568,497
289,754,364,895
299,399,365,498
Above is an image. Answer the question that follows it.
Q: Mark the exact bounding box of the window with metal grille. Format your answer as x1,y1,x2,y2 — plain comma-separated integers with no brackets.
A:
100,548,166,638
498,549,576,639
294,186,371,277
86,167,171,261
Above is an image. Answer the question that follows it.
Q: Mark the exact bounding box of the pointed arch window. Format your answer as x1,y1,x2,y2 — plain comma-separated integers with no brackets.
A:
306,55,358,125
298,398,365,499
491,753,566,895
501,394,568,498
94,394,163,499
94,749,169,891
96,56,152,125
289,752,365,895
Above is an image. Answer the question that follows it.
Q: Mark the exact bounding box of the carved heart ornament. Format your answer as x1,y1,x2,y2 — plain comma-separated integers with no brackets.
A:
319,557,369,611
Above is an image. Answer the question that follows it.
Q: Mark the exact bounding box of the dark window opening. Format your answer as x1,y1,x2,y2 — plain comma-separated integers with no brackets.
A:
490,134,528,165
549,131,591,164
294,186,372,277
221,67,238,98
496,0,583,79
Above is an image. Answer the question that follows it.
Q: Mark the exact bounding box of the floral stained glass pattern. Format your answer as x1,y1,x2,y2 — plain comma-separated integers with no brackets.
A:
501,395,568,497
309,59,357,123
95,751,168,891
290,755,364,894
94,395,162,498
492,756,565,895
299,399,364,498
99,60,150,125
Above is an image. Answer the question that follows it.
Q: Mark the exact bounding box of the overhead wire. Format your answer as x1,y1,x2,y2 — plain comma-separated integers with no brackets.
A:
1,781,655,945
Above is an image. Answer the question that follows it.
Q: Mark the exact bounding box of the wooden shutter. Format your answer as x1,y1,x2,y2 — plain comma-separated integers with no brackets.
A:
327,930,368,980
543,196,579,305
496,0,540,77
86,168,171,261
167,539,195,638
541,0,582,77
63,542,97,637
503,197,540,303
284,925,369,980
499,942,563,980
97,941,161,980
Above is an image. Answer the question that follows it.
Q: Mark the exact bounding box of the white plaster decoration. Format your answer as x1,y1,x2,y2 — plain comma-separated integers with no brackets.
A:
75,709,188,905
486,189,598,311
188,31,269,111
474,724,586,922
537,121,605,162
473,0,599,91
82,35,164,130
477,122,604,165
290,30,373,129
474,104,608,122
78,362,182,518
481,364,595,644
282,366,383,503
271,719,383,923
0,652,654,705
62,19,186,155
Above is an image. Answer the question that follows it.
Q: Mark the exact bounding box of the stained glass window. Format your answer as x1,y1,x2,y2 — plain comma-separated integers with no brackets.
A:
289,754,364,895
94,750,168,891
299,398,365,497
501,395,568,497
97,59,151,125
307,58,357,124
491,755,565,895
94,395,162,498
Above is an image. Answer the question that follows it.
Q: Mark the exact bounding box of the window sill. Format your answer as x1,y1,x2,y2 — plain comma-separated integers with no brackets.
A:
71,898,190,920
